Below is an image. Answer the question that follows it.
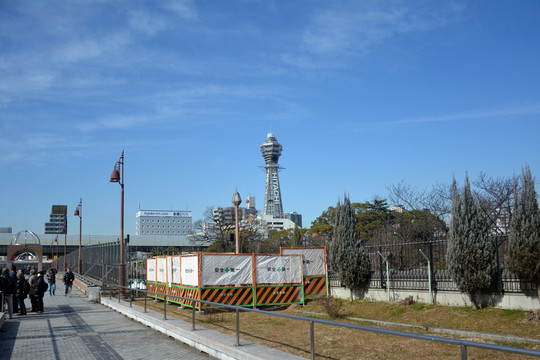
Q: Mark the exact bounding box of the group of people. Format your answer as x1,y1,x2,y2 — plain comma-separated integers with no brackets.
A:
1,265,76,318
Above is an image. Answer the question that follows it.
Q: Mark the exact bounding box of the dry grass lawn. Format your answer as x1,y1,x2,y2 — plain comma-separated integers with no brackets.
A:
134,296,540,360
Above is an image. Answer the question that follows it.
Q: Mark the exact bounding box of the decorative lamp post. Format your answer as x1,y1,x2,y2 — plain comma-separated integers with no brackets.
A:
110,150,126,294
53,235,58,269
55,236,59,269
62,225,67,271
74,198,83,274
232,189,242,254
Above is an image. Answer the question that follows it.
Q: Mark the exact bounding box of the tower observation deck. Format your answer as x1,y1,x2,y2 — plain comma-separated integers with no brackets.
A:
260,132,283,218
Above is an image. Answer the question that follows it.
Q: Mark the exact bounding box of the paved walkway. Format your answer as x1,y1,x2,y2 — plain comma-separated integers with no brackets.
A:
0,282,213,360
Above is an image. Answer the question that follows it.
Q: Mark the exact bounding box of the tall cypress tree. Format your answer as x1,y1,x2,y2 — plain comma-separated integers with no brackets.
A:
447,175,496,310
330,194,371,300
291,222,302,247
507,165,540,301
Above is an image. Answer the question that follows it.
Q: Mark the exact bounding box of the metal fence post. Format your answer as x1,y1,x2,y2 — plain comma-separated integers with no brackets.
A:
310,320,315,360
144,292,147,313
378,246,384,288
191,305,196,331
235,308,240,347
461,344,467,360
429,242,435,290
495,236,503,292
164,295,167,320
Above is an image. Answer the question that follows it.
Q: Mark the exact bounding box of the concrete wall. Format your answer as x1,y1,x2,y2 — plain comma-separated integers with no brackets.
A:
330,286,539,310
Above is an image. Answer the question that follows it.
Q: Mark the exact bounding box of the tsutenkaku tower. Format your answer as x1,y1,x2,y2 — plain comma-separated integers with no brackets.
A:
260,132,284,218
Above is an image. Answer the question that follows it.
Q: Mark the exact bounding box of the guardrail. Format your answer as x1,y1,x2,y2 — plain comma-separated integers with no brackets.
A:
94,280,540,360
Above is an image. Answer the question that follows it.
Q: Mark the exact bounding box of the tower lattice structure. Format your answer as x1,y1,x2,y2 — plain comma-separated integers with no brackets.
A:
260,132,284,218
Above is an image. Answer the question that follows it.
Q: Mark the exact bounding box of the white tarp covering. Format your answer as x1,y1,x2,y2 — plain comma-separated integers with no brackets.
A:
147,258,157,282
167,256,173,285
281,248,326,276
157,257,167,283
171,256,181,284
181,255,199,286
256,255,303,284
201,254,252,286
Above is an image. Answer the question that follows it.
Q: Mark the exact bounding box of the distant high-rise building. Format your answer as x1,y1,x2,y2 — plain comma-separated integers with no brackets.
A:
283,212,302,228
136,210,192,235
260,132,284,218
44,205,67,234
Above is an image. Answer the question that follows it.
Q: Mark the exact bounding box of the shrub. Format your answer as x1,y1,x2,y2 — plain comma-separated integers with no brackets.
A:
318,296,344,318
400,296,414,306
528,309,540,322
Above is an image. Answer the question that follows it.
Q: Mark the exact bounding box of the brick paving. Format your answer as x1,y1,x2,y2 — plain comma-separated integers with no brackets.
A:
0,282,213,360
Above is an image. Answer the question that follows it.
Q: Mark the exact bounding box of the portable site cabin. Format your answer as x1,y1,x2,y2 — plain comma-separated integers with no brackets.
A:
145,247,327,310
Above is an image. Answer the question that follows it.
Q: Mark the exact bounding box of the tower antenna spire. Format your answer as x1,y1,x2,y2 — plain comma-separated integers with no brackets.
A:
260,132,284,218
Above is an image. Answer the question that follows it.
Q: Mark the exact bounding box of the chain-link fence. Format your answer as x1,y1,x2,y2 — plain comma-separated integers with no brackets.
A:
57,241,122,284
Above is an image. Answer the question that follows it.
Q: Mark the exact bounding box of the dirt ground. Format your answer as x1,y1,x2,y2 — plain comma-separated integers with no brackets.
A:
137,297,540,359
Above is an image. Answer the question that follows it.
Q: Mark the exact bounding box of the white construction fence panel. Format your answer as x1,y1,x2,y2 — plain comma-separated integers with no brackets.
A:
146,258,157,282
281,248,326,276
171,256,181,284
201,254,252,286
256,255,303,284
157,257,167,283
167,256,173,285
181,255,199,287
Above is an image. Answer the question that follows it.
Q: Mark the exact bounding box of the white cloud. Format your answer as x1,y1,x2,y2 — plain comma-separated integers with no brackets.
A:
54,31,131,63
303,5,451,56
162,0,198,20
389,103,540,125
78,115,154,132
128,10,168,35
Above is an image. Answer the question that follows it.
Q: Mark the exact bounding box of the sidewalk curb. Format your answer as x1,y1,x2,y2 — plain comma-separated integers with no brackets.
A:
101,297,305,360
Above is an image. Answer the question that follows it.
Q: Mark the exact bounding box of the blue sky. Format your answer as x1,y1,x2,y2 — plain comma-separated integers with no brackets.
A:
1,1,539,236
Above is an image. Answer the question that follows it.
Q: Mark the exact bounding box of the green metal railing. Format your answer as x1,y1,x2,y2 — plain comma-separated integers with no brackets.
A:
96,280,540,360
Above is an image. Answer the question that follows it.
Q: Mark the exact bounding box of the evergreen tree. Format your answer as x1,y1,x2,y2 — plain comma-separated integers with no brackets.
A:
447,175,496,310
292,223,303,247
507,165,540,301
330,194,371,300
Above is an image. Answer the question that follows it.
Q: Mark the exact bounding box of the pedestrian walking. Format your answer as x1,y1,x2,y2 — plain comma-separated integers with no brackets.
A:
63,268,75,297
35,271,47,313
28,269,38,312
10,265,18,314
47,268,57,296
15,270,28,316
1,268,15,319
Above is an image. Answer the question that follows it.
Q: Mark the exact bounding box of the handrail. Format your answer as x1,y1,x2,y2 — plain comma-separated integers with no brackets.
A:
100,283,540,360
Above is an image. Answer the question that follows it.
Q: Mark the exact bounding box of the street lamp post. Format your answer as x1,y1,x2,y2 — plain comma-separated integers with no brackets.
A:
54,237,58,270
110,150,126,294
74,198,83,274
62,225,67,271
232,190,242,254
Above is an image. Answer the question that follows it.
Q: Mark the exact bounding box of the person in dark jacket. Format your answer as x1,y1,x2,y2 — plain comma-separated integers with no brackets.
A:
15,270,27,316
28,269,37,312
47,268,57,296
35,271,47,313
1,268,15,319
63,268,75,297
10,265,18,314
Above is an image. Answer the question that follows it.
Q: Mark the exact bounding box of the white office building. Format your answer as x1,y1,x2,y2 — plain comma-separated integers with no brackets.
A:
136,210,192,236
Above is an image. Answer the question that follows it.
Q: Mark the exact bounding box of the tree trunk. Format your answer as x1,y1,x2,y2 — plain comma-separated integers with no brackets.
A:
471,292,478,310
